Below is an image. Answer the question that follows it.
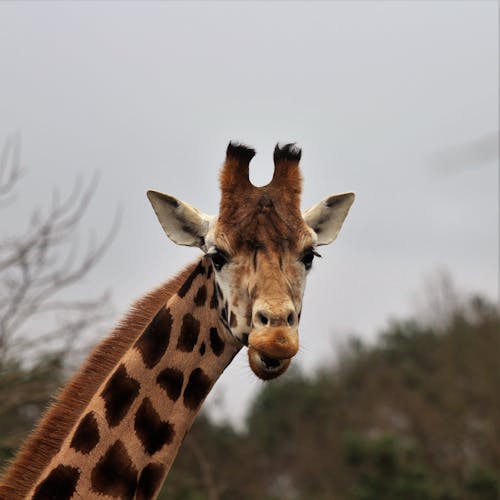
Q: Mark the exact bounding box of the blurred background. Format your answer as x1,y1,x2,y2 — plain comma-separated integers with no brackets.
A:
0,2,497,499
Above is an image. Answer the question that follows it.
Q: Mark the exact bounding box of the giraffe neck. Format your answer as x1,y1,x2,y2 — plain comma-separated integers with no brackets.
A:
1,257,240,500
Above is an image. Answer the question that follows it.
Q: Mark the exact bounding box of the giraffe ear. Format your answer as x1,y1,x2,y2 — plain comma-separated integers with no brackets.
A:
303,192,355,246
147,190,211,248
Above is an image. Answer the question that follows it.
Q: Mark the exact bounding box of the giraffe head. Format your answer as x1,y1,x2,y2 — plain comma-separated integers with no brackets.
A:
148,142,354,380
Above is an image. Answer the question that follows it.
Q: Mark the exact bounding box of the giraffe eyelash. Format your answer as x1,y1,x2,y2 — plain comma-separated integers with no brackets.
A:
300,248,321,270
208,248,229,271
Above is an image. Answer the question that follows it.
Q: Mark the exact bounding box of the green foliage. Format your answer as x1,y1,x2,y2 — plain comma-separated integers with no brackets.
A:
0,354,66,466
345,432,442,500
238,294,499,499
465,467,499,500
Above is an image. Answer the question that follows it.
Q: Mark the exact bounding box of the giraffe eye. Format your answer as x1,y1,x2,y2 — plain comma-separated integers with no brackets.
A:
209,249,228,271
301,248,321,270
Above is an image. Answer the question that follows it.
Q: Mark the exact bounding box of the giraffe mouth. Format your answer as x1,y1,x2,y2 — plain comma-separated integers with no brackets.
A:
260,354,281,369
247,347,291,380
245,326,298,380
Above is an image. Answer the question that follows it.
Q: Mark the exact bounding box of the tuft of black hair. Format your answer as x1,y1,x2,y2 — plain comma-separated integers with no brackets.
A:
273,142,302,163
226,142,256,162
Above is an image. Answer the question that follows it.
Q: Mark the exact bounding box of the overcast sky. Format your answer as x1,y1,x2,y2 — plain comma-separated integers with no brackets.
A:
0,1,497,425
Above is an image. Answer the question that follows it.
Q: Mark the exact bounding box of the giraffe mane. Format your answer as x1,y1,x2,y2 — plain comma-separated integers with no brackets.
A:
0,262,198,499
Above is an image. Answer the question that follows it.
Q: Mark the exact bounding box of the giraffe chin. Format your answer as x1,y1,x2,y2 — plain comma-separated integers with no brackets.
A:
248,347,292,381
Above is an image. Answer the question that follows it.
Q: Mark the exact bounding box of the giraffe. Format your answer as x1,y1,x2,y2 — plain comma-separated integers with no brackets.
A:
0,142,354,500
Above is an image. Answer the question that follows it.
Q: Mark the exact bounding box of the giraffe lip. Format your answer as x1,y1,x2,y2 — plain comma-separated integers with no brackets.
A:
247,326,299,359
247,347,291,380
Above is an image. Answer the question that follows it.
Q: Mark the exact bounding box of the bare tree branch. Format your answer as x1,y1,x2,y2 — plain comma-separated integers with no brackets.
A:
0,138,119,366
185,436,220,500
0,135,23,201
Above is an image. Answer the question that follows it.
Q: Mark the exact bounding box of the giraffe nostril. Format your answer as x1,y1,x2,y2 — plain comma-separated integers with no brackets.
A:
287,312,295,326
258,312,269,326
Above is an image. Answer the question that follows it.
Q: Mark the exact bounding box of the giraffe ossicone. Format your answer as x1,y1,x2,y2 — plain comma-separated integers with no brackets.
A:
0,142,354,500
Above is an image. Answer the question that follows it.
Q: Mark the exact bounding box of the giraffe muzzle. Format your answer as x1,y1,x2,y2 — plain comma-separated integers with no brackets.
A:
247,327,298,380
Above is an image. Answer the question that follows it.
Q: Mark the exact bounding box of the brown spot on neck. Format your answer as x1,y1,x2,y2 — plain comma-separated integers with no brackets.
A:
134,398,175,456
91,440,138,499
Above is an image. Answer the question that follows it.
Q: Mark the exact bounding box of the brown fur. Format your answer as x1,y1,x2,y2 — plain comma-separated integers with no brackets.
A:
0,262,198,500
